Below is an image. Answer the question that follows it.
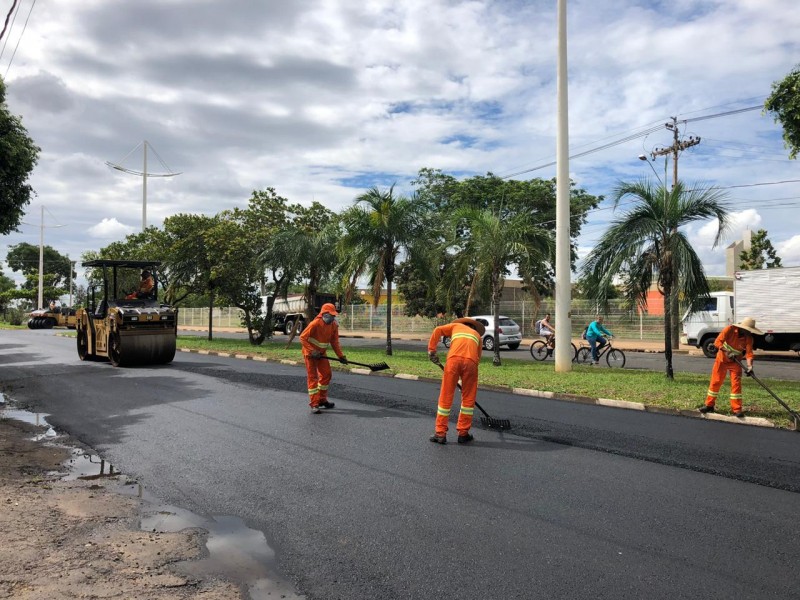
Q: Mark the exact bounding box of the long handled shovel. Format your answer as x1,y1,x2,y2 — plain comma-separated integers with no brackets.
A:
436,362,511,430
320,355,391,372
734,357,800,431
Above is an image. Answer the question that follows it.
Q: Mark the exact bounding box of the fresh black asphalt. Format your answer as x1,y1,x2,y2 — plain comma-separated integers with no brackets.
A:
1,329,799,599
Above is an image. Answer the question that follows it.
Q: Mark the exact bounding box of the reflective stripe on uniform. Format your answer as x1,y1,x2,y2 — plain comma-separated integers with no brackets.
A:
722,342,742,356
451,332,480,346
459,406,474,416
308,387,319,397
437,406,451,416
730,393,742,399
707,390,719,397
308,337,330,349
319,384,329,391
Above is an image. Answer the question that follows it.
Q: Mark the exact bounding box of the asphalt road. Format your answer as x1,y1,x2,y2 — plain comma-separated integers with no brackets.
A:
2,329,799,600
183,329,800,380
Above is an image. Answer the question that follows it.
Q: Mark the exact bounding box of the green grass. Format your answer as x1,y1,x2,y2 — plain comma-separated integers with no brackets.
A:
0,322,27,330
177,336,800,429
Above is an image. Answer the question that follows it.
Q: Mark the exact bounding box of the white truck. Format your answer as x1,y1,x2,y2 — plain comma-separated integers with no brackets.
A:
263,292,338,335
682,266,800,358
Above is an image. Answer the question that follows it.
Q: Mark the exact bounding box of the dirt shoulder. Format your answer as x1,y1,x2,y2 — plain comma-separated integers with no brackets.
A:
0,417,243,599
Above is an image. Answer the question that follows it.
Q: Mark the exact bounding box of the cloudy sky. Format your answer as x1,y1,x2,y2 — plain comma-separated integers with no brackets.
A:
2,0,799,291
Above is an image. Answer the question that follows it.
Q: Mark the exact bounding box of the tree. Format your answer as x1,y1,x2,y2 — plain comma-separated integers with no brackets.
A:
6,242,75,289
338,185,424,356
764,64,800,159
444,206,553,366
411,169,601,308
581,179,729,379
739,229,783,270
0,77,40,235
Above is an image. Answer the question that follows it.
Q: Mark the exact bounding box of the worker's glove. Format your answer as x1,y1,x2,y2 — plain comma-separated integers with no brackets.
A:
428,351,441,365
310,350,322,359
726,352,737,360
745,367,754,377
339,355,348,364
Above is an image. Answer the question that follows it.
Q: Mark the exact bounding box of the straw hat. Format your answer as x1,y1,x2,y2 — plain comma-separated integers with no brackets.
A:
453,317,486,337
734,317,764,336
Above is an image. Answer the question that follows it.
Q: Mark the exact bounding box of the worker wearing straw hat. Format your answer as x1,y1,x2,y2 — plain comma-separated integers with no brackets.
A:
427,317,485,444
699,317,763,418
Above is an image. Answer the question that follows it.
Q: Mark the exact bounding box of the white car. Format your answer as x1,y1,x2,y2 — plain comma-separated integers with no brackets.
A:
442,315,522,351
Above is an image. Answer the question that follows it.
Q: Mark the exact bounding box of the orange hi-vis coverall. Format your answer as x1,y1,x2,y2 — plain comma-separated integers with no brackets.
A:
705,325,754,412
428,322,482,437
300,311,345,409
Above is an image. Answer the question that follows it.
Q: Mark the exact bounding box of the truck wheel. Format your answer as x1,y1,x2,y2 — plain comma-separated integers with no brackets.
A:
284,320,295,335
701,337,718,359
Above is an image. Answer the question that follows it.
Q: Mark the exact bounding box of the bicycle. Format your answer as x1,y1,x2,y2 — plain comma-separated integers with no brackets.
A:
529,337,578,362
575,337,626,368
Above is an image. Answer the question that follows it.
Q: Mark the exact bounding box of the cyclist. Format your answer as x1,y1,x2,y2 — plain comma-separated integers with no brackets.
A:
586,316,613,365
538,313,556,349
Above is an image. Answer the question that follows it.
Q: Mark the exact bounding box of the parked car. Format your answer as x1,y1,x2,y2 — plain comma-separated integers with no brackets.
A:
442,315,522,351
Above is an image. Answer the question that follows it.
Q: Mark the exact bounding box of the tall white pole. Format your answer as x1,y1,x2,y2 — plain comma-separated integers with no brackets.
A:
38,206,44,310
68,257,73,308
554,0,572,372
142,140,148,231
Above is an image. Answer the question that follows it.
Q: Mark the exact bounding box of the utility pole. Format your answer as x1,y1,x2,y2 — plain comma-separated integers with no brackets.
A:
650,117,701,350
650,117,701,188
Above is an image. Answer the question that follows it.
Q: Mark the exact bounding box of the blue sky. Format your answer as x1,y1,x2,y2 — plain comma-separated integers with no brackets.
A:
2,0,799,290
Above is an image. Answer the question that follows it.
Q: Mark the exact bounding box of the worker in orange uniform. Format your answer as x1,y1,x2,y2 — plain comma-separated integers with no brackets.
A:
126,270,154,300
427,317,486,444
699,317,763,418
299,303,348,414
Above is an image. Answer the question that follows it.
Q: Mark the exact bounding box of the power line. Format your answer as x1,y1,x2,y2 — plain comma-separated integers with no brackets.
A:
4,0,35,77
0,0,19,43
0,0,20,58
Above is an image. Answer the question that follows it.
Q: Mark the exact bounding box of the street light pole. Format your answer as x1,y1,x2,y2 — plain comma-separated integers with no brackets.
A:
554,0,572,372
38,206,44,309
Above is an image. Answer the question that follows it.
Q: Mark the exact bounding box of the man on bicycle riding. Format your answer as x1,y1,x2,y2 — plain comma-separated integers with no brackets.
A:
538,313,556,349
586,316,613,365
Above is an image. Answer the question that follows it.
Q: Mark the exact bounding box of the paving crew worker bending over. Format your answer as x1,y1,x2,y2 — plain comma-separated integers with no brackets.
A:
299,303,348,414
427,317,485,445
585,315,613,365
700,317,762,419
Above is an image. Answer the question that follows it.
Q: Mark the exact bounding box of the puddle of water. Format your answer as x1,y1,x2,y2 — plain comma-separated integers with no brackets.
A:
1,400,306,600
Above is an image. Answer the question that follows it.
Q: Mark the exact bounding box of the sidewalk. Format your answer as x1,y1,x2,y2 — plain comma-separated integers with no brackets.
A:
179,326,695,354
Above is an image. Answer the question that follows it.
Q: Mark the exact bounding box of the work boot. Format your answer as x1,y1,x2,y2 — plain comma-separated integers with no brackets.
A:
310,405,321,414
457,433,474,444
429,434,447,445
733,410,745,418
319,401,335,409
698,405,715,414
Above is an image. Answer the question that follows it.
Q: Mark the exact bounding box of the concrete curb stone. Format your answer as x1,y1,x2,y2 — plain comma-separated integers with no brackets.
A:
177,347,778,429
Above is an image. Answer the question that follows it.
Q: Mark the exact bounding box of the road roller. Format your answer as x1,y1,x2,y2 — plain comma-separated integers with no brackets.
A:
75,259,177,367
27,306,77,329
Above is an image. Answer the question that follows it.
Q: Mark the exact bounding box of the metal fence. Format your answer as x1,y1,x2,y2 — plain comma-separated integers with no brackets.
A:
178,300,668,341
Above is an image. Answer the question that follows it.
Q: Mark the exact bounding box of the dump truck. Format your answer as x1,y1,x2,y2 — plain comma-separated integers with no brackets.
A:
27,305,78,329
682,266,800,358
264,292,338,335
75,260,177,367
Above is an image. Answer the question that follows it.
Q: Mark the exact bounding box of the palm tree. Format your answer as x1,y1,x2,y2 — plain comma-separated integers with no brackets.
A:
338,185,423,356
446,206,553,366
581,179,729,379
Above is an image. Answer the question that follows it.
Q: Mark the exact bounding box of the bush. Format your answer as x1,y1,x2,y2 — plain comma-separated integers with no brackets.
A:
6,307,26,326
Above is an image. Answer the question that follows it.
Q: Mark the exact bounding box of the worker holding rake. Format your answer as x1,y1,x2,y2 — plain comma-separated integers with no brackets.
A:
699,317,762,418
300,303,348,414
427,317,486,444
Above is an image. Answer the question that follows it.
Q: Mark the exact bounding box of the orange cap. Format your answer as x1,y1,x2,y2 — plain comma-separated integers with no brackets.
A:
320,303,338,316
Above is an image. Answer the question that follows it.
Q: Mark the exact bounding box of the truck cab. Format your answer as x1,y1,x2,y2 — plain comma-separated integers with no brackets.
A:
681,291,733,358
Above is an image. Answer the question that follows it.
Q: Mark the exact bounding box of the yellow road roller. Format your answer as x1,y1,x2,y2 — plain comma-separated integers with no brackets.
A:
27,305,77,329
76,259,177,367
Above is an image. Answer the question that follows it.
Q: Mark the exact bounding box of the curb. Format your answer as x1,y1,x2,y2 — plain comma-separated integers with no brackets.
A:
177,348,778,429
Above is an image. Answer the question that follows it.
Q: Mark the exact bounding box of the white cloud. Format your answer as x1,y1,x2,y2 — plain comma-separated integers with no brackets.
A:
777,235,800,268
87,218,136,239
